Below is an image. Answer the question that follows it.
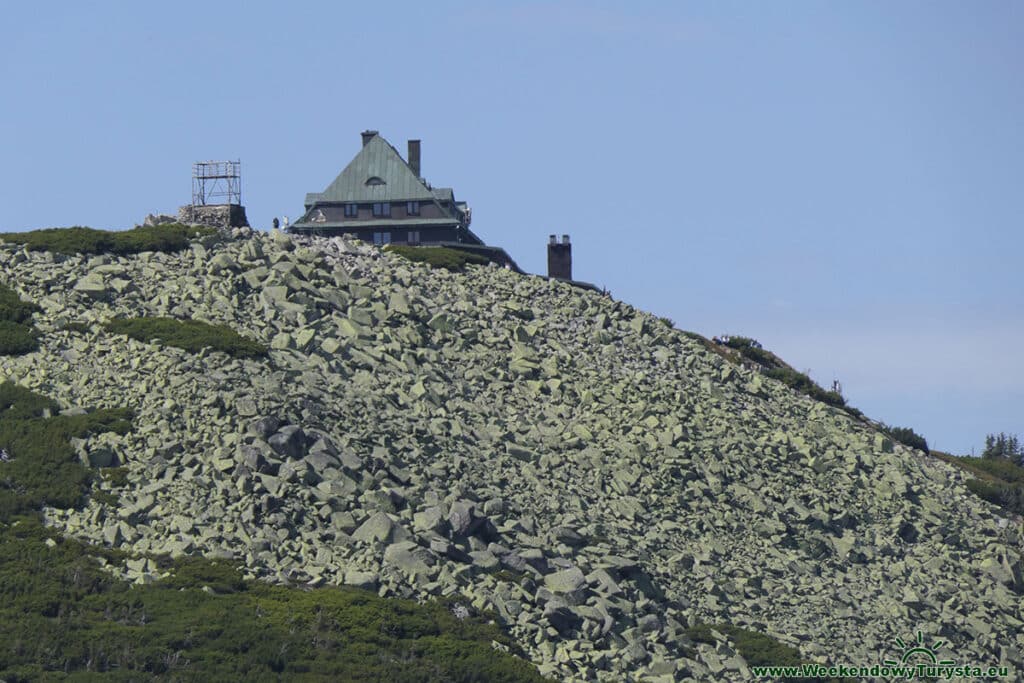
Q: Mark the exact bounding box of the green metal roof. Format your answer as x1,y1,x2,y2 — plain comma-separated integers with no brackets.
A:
312,134,437,204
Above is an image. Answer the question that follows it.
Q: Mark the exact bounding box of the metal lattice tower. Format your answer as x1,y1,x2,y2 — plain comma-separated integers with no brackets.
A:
192,160,241,206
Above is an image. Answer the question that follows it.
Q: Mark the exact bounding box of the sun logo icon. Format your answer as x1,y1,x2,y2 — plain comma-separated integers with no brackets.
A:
882,630,956,667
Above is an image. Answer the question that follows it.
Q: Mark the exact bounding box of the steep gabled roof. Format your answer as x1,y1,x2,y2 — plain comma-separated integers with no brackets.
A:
311,134,437,204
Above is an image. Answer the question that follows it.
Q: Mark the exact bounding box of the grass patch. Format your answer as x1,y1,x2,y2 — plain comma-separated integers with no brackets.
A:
104,317,268,359
0,284,40,356
0,382,546,681
933,451,1024,517
385,245,490,272
0,223,217,255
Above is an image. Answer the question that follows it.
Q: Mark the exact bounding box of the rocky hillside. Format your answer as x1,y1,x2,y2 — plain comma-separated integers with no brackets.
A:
1,227,1021,681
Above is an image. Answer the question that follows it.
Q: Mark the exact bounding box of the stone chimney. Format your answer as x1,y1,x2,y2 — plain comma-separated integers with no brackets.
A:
361,130,378,147
407,139,421,177
547,234,572,280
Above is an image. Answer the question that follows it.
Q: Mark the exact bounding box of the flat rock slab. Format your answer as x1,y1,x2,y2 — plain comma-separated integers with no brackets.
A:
351,511,397,544
545,566,587,595
384,541,436,574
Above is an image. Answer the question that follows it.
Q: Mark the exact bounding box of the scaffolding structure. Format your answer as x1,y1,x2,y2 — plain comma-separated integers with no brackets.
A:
192,160,241,206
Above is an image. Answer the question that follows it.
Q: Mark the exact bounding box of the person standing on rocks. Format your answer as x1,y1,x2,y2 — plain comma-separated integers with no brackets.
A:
272,217,279,230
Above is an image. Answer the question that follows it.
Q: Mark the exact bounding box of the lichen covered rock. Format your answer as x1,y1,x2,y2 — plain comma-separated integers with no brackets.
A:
0,231,1017,682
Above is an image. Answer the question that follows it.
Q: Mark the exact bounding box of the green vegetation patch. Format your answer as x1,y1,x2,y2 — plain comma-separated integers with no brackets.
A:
105,317,268,359
933,451,1024,517
60,320,92,334
722,336,783,369
686,623,805,668
0,284,40,355
880,424,929,453
982,432,1024,466
0,528,547,681
0,284,41,324
963,478,1024,518
0,382,133,520
705,335,859,416
0,223,217,255
763,367,846,409
680,330,736,365
100,466,130,488
386,245,490,272
0,381,60,419
686,623,840,682
0,320,39,355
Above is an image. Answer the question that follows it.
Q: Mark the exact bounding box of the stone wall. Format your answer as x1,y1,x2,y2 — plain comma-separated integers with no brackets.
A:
177,204,249,229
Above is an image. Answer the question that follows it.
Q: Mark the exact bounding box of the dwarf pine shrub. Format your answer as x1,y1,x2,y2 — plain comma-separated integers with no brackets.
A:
0,284,40,355
0,283,40,324
0,223,217,255
0,320,38,355
965,478,1024,516
59,321,92,334
763,367,846,408
105,317,268,359
0,383,133,519
723,336,779,368
386,245,490,271
933,450,1024,517
881,424,929,453
686,623,841,682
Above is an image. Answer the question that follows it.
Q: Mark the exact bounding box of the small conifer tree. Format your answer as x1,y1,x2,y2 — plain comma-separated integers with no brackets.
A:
982,432,1024,466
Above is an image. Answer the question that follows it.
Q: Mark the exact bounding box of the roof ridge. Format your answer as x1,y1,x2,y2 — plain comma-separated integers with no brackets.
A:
312,133,437,204
380,135,434,193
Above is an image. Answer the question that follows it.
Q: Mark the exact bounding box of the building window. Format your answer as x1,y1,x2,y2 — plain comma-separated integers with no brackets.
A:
407,201,420,216
373,232,391,246
408,230,420,244
365,176,385,186
344,203,358,217
372,203,391,217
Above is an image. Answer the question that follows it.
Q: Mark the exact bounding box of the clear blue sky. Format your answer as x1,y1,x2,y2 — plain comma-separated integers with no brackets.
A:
1,1,1020,455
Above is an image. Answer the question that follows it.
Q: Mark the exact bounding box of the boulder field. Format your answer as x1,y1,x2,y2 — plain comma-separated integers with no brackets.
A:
1,228,1020,681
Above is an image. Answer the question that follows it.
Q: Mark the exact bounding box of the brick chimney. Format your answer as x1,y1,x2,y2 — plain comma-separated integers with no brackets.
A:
408,139,421,177
547,234,572,280
361,130,378,147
